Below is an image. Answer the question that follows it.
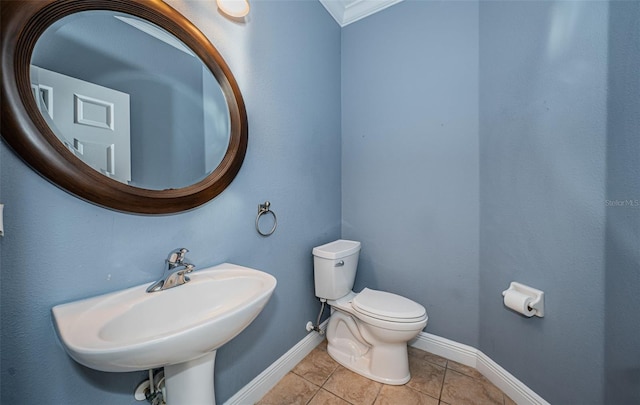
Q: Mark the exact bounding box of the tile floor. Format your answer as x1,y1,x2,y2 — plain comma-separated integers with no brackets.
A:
257,340,516,405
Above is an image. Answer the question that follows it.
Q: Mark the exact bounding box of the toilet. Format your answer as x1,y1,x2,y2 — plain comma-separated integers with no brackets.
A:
313,239,428,385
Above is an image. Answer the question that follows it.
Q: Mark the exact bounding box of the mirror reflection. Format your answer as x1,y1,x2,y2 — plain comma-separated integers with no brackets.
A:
30,11,231,190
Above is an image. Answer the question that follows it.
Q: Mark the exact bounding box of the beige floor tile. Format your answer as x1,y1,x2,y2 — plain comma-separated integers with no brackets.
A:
256,372,319,405
373,384,439,405
406,356,446,398
440,369,503,405
292,345,339,386
446,360,485,380
308,388,352,405
408,346,448,368
323,366,382,405
317,339,328,350
256,343,513,405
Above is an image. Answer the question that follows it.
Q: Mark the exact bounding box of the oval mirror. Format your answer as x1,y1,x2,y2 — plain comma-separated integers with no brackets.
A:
1,0,247,214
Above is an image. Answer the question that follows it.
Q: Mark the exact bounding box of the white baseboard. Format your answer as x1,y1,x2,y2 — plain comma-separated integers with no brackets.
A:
410,332,549,405
475,351,549,405
223,320,328,405
225,325,548,405
410,332,478,367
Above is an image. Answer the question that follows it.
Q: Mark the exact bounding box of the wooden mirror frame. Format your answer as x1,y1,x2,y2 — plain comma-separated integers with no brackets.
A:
1,0,248,214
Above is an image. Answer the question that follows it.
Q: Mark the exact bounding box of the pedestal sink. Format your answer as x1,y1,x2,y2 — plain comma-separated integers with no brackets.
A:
52,263,277,404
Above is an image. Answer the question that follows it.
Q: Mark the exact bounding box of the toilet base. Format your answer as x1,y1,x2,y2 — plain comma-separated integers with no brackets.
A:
327,341,411,385
326,311,412,385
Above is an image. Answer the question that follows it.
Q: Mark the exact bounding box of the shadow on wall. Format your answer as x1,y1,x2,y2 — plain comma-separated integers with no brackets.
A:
604,2,640,404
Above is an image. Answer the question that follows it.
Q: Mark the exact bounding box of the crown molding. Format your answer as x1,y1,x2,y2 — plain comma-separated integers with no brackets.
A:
319,0,404,27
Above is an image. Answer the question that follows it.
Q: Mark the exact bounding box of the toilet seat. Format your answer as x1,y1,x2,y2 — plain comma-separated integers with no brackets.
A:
352,288,426,323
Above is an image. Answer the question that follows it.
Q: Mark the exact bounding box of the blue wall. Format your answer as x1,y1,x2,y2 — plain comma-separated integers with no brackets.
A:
341,0,481,347
478,2,608,403
0,1,341,404
605,1,640,404
342,0,637,404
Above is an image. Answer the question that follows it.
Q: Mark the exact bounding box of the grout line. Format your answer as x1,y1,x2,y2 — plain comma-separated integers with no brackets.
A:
438,359,449,401
304,385,317,405
404,383,440,403
319,363,338,390
372,380,383,405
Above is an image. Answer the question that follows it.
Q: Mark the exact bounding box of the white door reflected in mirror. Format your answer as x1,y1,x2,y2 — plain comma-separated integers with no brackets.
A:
31,65,132,184
31,10,231,190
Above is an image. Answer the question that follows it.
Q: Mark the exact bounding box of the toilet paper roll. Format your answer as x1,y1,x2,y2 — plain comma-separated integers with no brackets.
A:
503,290,535,317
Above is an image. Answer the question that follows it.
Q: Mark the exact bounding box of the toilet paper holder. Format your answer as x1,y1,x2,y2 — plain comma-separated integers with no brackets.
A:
502,282,545,317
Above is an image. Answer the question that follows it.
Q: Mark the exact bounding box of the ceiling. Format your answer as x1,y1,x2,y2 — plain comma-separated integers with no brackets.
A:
319,0,404,27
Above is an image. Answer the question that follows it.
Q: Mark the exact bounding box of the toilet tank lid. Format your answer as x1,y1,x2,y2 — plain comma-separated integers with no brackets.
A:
312,239,361,259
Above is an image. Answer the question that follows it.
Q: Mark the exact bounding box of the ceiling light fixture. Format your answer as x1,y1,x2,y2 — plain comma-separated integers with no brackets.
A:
216,0,250,18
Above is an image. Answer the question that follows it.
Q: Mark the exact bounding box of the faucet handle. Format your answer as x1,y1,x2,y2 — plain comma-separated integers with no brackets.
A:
176,248,189,262
167,248,189,265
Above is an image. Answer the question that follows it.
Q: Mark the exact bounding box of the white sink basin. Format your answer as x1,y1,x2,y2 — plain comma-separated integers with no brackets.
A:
52,263,277,373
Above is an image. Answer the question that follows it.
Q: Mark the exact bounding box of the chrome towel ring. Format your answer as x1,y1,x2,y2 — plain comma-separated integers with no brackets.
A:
256,201,277,236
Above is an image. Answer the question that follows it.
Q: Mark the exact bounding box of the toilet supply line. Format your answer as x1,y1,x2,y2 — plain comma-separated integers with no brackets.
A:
306,299,326,334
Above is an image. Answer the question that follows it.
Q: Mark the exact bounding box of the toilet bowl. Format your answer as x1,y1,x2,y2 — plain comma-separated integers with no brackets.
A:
313,240,428,385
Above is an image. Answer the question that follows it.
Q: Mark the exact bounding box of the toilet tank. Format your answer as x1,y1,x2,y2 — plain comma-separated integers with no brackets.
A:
312,240,361,300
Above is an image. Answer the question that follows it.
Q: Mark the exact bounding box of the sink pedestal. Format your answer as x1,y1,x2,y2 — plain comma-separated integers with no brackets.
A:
165,351,217,405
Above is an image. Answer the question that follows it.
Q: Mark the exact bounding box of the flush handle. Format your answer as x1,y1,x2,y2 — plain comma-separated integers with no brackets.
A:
335,260,344,267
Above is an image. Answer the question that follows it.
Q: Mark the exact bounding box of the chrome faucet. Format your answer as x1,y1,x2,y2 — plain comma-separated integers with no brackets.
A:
146,248,196,293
